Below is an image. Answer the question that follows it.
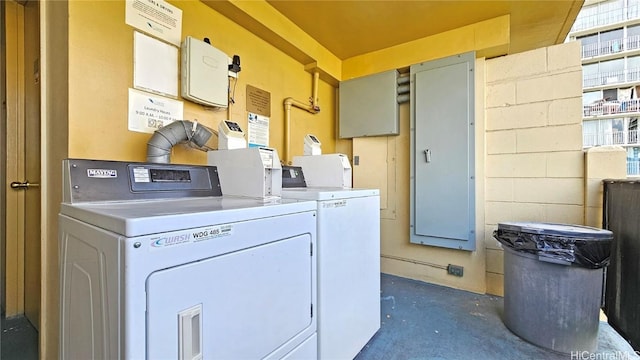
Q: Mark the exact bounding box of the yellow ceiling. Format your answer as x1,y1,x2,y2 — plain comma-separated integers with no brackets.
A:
265,0,584,60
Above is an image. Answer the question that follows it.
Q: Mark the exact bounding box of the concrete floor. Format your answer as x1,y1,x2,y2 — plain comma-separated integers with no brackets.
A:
356,274,639,360
1,273,637,360
1,315,38,360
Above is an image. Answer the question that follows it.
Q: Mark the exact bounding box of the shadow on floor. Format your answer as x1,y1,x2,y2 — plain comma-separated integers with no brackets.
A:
1,314,38,360
1,274,637,360
356,274,639,360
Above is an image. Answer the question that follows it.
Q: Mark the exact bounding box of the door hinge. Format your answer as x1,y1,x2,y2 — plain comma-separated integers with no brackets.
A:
311,303,313,318
310,242,313,256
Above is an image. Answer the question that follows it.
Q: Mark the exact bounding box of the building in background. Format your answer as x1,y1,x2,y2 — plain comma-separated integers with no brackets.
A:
569,0,640,175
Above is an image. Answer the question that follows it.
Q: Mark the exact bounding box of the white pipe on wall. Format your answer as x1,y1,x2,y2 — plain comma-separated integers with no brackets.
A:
397,74,410,85
283,70,320,164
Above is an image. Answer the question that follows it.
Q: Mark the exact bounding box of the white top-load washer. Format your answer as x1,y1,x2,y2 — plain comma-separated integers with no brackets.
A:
281,165,381,360
59,159,318,360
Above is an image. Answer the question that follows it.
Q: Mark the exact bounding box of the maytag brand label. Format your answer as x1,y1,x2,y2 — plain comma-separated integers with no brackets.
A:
87,169,118,178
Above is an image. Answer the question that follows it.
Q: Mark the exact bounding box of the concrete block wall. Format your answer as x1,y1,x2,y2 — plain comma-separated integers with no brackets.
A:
584,146,627,228
484,42,584,296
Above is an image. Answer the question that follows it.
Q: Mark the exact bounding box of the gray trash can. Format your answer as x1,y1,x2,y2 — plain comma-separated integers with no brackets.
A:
494,222,613,354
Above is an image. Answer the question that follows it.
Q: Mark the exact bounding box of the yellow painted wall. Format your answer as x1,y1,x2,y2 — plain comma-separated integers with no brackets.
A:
67,0,336,165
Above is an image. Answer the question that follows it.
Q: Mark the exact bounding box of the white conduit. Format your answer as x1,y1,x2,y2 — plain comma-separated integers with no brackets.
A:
397,73,410,104
397,74,410,85
283,70,321,164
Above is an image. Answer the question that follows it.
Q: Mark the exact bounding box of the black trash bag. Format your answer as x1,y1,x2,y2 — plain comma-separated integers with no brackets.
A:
493,222,613,269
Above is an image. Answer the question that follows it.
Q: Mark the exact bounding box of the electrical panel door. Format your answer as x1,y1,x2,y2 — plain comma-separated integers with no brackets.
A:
409,52,475,251
339,70,399,138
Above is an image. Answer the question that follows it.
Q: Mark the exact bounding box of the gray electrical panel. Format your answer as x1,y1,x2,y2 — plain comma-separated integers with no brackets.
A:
409,52,476,251
339,70,399,138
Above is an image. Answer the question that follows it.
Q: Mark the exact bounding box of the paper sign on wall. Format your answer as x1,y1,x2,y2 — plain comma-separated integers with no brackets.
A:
246,85,271,117
133,31,178,97
125,0,182,46
128,88,184,133
248,113,270,148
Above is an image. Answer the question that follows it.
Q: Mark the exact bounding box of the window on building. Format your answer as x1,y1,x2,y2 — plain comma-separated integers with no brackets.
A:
583,63,600,87
584,120,599,147
578,34,599,57
629,0,640,19
627,147,640,175
604,88,618,100
600,59,625,85
630,118,638,144
584,91,602,106
612,118,625,144
598,0,624,26
585,119,620,146
600,28,624,55
628,56,640,82
628,24,640,50
575,4,598,30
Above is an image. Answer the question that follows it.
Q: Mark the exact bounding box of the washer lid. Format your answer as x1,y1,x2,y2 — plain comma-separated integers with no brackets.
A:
282,187,379,201
60,196,316,237
497,222,613,240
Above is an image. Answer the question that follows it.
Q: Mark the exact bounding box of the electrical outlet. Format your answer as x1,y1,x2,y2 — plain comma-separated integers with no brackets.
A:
447,264,464,277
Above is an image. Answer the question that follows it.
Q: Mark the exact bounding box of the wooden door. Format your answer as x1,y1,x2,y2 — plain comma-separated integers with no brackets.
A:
4,0,41,331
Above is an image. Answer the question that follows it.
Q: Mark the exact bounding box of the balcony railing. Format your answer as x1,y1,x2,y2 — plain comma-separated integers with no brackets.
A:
572,6,630,32
583,98,640,116
583,129,640,147
628,158,640,175
581,36,640,58
583,69,626,87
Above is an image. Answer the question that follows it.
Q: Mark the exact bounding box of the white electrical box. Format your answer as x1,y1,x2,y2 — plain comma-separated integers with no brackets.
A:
218,120,247,150
181,36,228,108
208,147,282,198
304,134,322,155
292,154,352,188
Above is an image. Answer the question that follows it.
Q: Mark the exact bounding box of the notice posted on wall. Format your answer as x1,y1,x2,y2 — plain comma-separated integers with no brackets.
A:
133,31,178,97
125,0,182,46
246,85,271,117
128,88,184,134
248,113,269,147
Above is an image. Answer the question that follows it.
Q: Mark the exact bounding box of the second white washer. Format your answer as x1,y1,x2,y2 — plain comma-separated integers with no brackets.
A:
282,183,380,360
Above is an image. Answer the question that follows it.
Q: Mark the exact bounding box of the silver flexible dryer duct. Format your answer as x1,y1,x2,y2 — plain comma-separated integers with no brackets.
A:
146,120,212,163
